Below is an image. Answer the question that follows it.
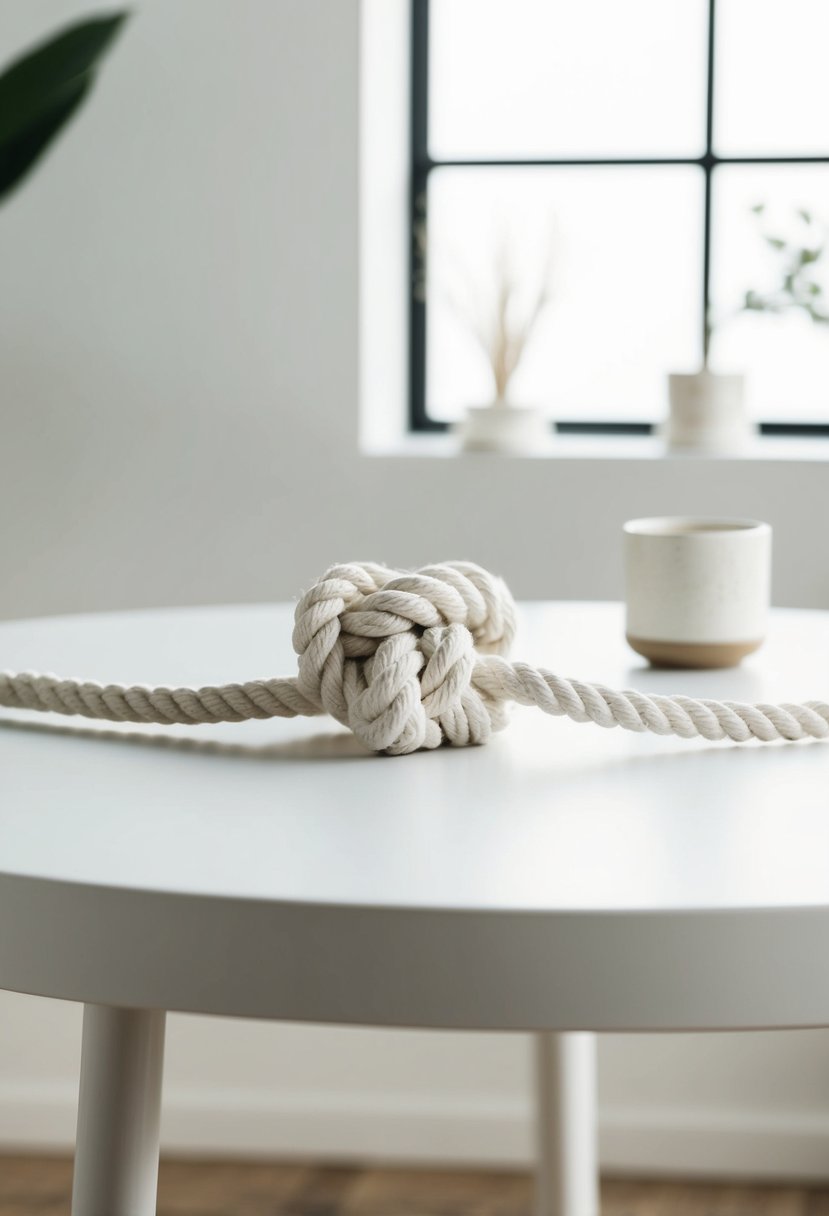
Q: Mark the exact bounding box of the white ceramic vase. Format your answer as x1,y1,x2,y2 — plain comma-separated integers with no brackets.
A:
665,371,750,454
456,403,551,455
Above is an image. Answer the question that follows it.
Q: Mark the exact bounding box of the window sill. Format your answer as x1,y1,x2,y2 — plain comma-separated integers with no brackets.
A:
363,431,829,463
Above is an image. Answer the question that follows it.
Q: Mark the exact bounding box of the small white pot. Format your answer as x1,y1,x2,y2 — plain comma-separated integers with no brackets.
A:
665,372,751,454
623,516,772,668
456,404,551,455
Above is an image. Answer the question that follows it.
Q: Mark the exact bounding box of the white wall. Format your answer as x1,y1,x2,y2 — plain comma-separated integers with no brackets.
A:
2,0,829,1177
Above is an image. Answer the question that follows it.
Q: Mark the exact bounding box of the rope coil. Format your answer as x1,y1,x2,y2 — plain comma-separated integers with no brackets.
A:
2,560,828,755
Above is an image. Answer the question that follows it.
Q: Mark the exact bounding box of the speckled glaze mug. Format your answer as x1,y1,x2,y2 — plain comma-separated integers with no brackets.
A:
624,517,772,668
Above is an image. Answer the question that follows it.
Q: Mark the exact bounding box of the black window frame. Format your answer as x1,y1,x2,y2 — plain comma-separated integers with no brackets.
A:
409,0,829,437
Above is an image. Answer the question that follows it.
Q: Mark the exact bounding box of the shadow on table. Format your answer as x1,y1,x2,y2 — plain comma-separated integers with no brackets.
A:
2,712,827,799
0,715,373,761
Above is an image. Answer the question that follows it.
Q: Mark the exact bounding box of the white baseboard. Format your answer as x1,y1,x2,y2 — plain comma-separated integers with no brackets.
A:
2,1083,829,1181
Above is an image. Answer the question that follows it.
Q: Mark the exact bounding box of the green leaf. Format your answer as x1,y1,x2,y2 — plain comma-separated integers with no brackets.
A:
806,303,829,324
750,203,766,215
0,12,127,202
0,73,91,203
798,208,813,224
799,247,819,264
765,236,786,250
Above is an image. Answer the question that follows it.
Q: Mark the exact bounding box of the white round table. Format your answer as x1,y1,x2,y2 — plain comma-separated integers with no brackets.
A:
2,602,829,1216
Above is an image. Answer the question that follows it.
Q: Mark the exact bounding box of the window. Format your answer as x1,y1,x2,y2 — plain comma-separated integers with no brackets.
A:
410,0,829,435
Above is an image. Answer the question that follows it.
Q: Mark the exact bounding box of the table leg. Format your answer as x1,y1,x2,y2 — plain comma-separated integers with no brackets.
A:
533,1032,598,1216
71,1004,166,1216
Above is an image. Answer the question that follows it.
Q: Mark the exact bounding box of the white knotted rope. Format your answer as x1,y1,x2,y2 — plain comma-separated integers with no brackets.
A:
2,561,828,755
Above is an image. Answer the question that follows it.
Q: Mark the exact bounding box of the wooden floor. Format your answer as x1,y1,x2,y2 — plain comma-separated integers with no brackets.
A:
2,1158,829,1216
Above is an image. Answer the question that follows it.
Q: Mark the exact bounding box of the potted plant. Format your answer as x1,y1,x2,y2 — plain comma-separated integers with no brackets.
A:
417,217,555,455
454,231,554,454
0,12,126,206
666,204,828,453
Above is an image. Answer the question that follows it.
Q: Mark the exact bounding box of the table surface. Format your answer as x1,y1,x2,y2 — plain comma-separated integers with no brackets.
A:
2,601,829,1032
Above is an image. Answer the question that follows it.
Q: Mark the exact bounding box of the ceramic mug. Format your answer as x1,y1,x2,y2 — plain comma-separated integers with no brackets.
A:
623,517,772,668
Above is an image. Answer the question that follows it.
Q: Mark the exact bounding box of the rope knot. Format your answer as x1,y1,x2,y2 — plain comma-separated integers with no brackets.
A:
292,562,517,754
5,558,829,751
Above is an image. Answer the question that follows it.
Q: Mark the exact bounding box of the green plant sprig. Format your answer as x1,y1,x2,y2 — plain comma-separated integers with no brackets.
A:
742,203,829,326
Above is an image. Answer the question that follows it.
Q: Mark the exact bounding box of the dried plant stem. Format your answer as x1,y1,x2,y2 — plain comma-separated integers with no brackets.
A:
425,220,555,406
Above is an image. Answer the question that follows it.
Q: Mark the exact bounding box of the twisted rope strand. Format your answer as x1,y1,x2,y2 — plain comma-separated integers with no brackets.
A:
470,658,829,743
0,671,321,726
2,560,828,754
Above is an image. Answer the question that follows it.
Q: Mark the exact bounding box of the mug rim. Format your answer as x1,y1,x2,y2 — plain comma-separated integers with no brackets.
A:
624,516,770,538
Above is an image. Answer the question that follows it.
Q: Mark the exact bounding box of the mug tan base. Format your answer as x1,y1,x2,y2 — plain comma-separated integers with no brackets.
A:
626,634,764,670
